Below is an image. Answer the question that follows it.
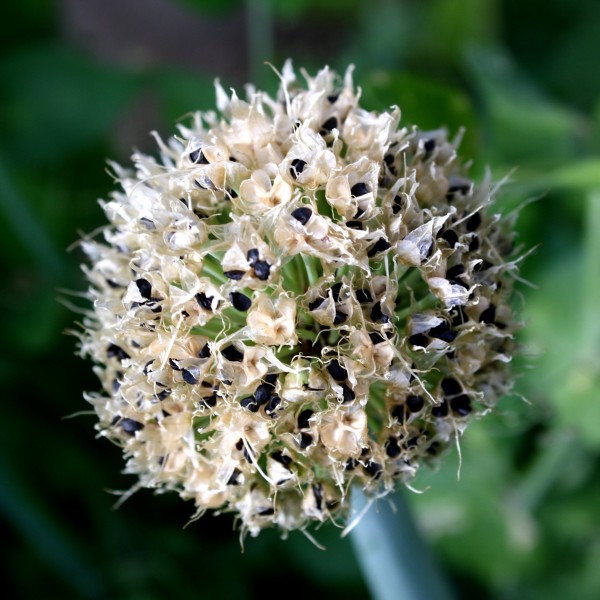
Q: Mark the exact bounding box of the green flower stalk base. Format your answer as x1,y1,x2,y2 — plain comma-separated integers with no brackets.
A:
349,488,454,600
75,62,521,540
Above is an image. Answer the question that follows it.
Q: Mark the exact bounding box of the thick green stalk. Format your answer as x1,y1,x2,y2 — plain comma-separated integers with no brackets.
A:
349,488,454,600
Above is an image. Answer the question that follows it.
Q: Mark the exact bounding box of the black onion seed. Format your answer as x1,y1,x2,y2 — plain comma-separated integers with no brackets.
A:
446,264,466,280
327,359,348,381
223,270,245,280
222,345,244,362
406,394,424,413
346,220,363,229
182,369,198,385
107,344,130,361
428,321,458,343
386,437,401,458
350,182,369,197
330,282,343,302
195,292,214,310
438,229,459,248
333,310,348,325
291,206,312,225
367,237,392,258
290,158,307,179
392,404,406,423
308,297,325,311
479,305,496,324
229,291,252,311
135,278,152,299
341,383,355,403
364,461,382,479
369,331,385,345
431,400,449,418
409,333,429,347
253,260,271,280
370,302,390,323
451,394,472,416
189,148,209,164
423,138,435,153
466,212,482,231
356,288,373,304
299,432,313,448
271,451,292,466
255,383,272,405
469,236,480,252
441,377,462,396
320,116,338,133
121,418,144,435
297,409,314,429
240,396,259,412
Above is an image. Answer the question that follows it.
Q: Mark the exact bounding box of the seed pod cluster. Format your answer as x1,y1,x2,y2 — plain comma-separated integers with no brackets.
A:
78,63,521,538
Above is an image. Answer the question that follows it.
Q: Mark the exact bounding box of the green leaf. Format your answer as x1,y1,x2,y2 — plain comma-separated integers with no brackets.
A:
0,45,140,166
524,238,600,448
545,159,600,190
0,456,106,599
464,47,587,166
422,0,500,61
151,68,217,126
176,0,242,15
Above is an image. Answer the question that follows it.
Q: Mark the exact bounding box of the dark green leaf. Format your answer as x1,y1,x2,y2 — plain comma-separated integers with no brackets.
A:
0,45,140,166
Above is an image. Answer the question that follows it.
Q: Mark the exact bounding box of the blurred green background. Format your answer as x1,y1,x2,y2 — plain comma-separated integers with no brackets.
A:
1,0,600,598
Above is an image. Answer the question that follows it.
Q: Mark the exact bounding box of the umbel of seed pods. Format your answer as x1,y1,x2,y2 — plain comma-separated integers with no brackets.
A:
78,62,520,538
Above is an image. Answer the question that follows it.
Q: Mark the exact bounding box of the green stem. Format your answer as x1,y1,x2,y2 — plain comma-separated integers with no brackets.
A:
582,189,600,356
283,255,306,295
349,488,455,600
301,254,320,286
296,328,318,342
245,0,274,89
201,255,228,284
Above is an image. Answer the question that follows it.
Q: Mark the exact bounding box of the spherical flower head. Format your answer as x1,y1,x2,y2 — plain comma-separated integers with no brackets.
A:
77,62,522,538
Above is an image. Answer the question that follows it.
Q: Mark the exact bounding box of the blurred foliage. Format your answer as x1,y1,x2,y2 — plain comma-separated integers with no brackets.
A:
1,0,599,598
